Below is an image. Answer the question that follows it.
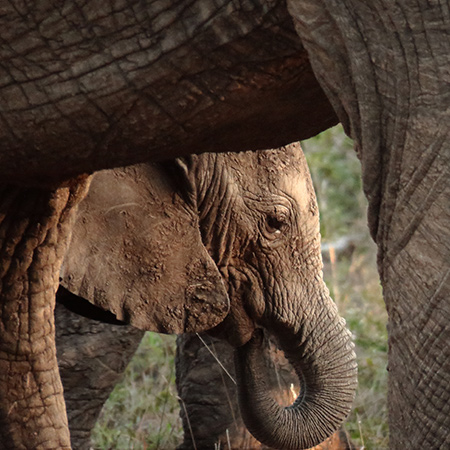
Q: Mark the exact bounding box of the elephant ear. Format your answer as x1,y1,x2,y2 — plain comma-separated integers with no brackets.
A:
60,163,229,334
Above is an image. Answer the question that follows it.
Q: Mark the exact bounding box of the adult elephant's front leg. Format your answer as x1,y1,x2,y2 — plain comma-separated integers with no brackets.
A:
0,179,90,449
288,1,450,446
380,168,450,447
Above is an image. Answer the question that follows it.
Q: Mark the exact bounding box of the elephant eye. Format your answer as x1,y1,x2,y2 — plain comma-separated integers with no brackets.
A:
264,214,287,238
266,216,284,233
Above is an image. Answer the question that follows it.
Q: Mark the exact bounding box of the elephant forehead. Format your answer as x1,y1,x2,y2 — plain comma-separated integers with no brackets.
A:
222,143,310,191
279,169,313,209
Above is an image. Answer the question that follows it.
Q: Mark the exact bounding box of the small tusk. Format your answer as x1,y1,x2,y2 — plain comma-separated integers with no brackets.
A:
290,383,298,401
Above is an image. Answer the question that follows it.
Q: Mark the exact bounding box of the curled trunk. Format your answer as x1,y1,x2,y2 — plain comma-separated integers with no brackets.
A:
235,292,357,450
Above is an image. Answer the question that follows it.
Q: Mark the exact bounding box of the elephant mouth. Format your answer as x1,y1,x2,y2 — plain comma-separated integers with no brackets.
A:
206,265,357,448
56,286,128,325
206,307,256,348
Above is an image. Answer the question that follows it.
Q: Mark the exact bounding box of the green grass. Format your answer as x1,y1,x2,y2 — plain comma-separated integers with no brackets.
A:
91,125,388,449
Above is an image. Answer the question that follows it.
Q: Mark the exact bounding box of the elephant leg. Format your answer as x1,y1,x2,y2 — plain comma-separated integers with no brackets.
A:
380,174,450,447
176,333,258,449
288,1,450,446
0,179,90,449
175,333,354,450
55,288,145,450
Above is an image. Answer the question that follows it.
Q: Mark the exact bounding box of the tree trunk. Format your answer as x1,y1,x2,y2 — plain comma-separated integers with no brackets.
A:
288,1,450,447
0,0,336,186
176,333,354,450
0,179,90,449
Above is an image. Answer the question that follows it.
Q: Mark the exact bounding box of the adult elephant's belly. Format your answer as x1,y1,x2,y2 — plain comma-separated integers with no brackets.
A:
0,0,336,186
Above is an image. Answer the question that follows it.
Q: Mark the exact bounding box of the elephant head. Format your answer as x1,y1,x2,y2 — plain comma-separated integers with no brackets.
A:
183,144,358,449
60,143,357,449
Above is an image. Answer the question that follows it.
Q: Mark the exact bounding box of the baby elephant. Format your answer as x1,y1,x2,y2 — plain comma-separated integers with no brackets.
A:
58,144,357,450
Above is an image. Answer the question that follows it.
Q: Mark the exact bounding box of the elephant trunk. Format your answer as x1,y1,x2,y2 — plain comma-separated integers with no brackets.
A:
234,290,357,450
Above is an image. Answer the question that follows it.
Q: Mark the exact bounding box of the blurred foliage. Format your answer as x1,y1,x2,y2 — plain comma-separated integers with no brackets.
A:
92,125,388,449
302,126,366,240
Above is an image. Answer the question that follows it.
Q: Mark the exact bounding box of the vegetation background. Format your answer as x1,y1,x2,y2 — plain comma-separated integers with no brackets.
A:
91,126,389,449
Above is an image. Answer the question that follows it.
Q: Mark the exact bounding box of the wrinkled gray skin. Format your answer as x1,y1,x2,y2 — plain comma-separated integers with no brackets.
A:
0,1,449,449
57,146,357,450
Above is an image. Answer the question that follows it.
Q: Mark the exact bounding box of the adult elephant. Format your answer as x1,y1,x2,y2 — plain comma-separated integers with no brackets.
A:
55,146,357,449
0,1,448,449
